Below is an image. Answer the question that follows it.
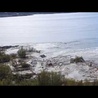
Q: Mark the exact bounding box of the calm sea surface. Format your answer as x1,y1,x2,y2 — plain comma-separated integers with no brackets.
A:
0,12,98,45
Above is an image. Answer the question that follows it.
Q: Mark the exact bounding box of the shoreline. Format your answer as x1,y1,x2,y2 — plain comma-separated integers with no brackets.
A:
1,43,98,82
0,12,73,18
0,12,79,18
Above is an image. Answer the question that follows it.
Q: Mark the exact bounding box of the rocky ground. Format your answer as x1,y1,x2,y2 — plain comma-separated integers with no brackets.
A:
3,44,98,82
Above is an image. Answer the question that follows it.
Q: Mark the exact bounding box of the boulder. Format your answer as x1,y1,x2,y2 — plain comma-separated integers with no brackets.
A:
70,56,85,63
40,54,46,58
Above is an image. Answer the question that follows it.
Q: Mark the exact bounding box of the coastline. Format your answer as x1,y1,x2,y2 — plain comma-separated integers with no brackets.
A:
0,12,62,17
0,12,75,18
0,12,98,85
1,43,98,82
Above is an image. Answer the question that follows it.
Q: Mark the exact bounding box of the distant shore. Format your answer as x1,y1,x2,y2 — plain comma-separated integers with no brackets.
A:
0,12,73,17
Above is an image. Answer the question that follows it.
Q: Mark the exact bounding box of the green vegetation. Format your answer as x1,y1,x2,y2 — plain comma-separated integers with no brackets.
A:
21,63,30,68
10,53,17,59
13,74,32,81
17,47,26,58
70,56,85,63
14,79,38,86
0,64,12,85
37,71,64,86
0,51,10,63
0,50,98,86
26,47,40,53
0,65,98,86
18,60,30,68
0,64,12,80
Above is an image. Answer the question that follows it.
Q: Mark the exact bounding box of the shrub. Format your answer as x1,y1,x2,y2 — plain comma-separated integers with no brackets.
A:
0,79,12,86
13,73,32,81
17,47,26,58
37,71,50,85
18,60,30,68
0,51,4,55
50,72,64,85
21,63,30,68
70,56,85,63
14,79,38,86
37,71,63,86
10,53,17,59
64,79,79,86
0,51,10,63
11,59,19,67
13,74,23,82
26,47,41,53
0,64,12,80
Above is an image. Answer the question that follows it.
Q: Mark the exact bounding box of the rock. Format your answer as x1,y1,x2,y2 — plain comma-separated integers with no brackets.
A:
89,62,93,67
47,63,53,67
70,56,85,63
40,54,46,58
36,50,41,53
